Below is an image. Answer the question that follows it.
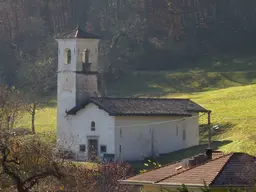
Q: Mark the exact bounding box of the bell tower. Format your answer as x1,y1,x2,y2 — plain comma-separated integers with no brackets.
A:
56,26,101,108
55,27,101,138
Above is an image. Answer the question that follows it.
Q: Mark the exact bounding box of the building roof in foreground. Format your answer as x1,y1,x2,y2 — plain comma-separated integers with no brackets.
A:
66,97,208,117
120,151,256,188
55,27,100,39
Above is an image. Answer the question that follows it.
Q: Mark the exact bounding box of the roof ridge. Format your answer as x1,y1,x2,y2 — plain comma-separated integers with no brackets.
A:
154,153,232,184
208,153,234,186
126,152,227,183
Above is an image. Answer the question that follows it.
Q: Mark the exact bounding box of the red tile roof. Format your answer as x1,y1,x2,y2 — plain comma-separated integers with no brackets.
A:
121,152,256,187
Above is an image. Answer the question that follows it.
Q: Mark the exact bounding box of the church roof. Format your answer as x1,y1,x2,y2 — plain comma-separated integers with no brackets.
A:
66,97,208,116
55,27,100,39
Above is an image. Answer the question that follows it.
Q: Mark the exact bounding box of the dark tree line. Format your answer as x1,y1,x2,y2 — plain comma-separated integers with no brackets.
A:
0,0,256,88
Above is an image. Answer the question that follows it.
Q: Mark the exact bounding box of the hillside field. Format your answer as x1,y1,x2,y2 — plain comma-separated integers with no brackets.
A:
18,69,256,167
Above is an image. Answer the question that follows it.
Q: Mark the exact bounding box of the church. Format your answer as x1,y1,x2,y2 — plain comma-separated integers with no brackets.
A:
55,27,209,161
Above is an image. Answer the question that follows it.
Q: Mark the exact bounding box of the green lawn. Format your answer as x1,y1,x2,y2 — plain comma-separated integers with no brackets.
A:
130,84,256,170
19,83,256,168
178,84,256,155
18,104,57,143
18,56,256,169
19,107,56,133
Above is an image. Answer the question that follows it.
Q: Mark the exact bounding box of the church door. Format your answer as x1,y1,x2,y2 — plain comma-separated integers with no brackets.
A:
88,139,98,160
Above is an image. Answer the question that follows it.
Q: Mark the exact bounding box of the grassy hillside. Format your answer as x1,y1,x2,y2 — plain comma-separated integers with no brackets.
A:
108,55,256,96
128,83,256,170
108,71,256,97
18,101,57,142
176,84,256,155
18,57,256,167
19,83,256,154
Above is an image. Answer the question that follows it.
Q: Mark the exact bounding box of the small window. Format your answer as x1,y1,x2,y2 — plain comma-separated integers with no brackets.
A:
119,145,122,153
100,145,107,153
91,121,95,131
183,129,186,140
120,129,122,138
79,145,86,152
176,125,179,136
64,48,71,64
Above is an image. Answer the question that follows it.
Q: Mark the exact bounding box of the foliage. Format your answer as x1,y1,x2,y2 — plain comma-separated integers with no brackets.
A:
200,181,211,192
0,85,26,130
228,188,246,192
0,128,135,192
0,132,66,192
140,159,162,173
59,161,135,192
177,184,190,192
1,0,256,87
18,50,56,134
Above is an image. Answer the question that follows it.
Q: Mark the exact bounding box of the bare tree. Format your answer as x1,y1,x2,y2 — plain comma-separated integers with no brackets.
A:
18,50,56,134
0,85,26,130
63,161,135,192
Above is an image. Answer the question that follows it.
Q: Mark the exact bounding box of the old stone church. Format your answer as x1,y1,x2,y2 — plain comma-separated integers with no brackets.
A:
55,27,208,161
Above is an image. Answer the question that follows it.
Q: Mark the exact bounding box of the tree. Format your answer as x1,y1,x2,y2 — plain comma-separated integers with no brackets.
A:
18,49,56,134
0,130,65,192
63,161,135,192
0,84,66,192
0,85,26,130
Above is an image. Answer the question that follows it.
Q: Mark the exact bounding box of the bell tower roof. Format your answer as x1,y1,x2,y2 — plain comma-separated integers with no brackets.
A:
55,27,100,39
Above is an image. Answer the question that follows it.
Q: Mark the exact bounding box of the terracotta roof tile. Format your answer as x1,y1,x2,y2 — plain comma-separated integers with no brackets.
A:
157,154,231,186
126,162,184,183
124,152,225,184
121,152,256,187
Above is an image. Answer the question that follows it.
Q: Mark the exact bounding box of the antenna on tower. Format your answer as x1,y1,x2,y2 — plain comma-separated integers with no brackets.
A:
76,24,80,30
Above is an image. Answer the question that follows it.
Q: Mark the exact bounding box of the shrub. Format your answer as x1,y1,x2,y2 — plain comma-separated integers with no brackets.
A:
62,161,136,192
13,127,33,136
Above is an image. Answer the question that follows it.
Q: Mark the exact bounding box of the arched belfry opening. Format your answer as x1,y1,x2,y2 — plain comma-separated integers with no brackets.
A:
64,48,71,64
82,49,91,71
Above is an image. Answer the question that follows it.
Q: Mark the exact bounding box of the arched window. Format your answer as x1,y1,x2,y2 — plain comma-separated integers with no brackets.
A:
91,121,95,131
82,49,90,64
64,48,71,64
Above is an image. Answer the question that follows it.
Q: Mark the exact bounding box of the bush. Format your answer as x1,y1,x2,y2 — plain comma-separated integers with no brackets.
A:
13,127,33,136
62,162,136,192
56,149,75,159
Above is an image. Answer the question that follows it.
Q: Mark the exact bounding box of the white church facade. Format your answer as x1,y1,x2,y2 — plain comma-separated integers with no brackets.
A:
55,27,209,161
